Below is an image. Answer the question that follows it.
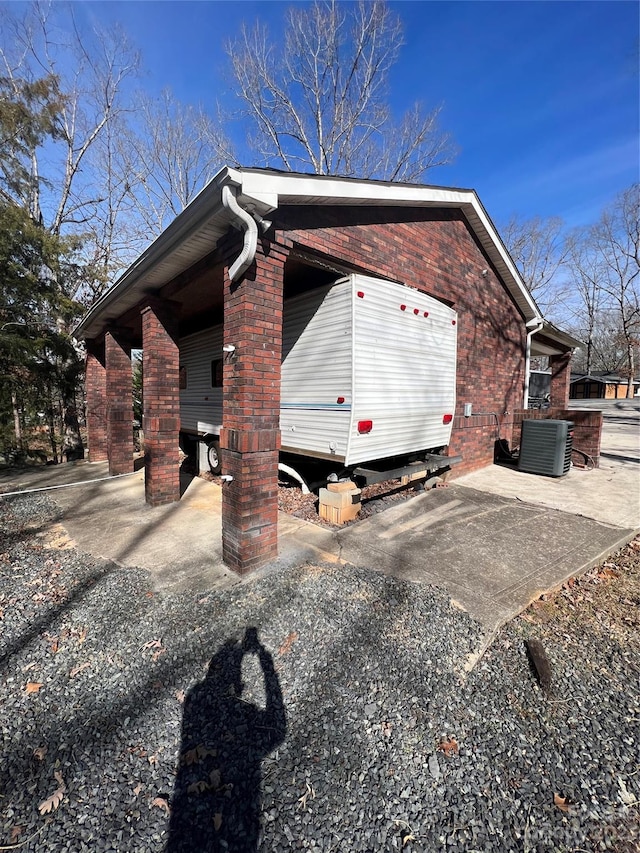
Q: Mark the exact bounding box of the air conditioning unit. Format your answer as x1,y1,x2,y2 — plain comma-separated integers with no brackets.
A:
518,419,573,477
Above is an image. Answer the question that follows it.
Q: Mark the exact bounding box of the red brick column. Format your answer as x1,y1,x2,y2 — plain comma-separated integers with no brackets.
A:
105,329,133,475
220,238,288,574
85,339,108,462
549,353,571,408
141,299,181,506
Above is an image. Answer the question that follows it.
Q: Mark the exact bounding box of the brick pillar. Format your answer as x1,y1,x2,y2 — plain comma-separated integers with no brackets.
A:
220,238,288,575
549,352,571,409
85,339,107,462
105,329,133,475
141,299,181,506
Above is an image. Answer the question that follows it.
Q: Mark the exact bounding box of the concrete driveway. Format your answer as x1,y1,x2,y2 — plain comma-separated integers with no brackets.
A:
1,399,637,630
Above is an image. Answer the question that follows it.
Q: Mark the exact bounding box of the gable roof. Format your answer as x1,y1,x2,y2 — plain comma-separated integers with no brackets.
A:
76,166,541,340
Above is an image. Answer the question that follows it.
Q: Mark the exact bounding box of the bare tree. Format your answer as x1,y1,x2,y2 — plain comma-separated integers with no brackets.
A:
564,227,605,374
501,214,570,316
121,89,235,237
0,2,139,246
593,183,640,397
227,0,455,181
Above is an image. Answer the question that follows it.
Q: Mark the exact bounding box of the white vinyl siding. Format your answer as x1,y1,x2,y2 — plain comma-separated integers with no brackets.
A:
179,326,223,434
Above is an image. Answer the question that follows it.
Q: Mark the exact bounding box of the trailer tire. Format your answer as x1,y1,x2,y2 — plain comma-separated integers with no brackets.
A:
207,440,222,475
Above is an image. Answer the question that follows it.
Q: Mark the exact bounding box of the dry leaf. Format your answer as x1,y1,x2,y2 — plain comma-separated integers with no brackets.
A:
187,780,209,795
213,812,222,831
553,792,571,812
175,689,186,703
151,796,170,815
133,783,143,797
10,826,24,842
278,631,298,656
437,737,459,757
54,770,65,790
597,568,618,580
148,755,158,767
25,681,43,694
77,626,87,644
181,744,217,765
381,720,393,738
38,788,64,814
403,834,416,847
69,662,90,678
142,639,163,651
33,746,47,761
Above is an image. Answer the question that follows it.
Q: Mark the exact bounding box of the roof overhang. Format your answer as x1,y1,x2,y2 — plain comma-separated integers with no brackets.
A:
531,321,584,357
75,166,542,340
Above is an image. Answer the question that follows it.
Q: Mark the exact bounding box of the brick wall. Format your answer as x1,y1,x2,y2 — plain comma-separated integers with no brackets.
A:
509,407,603,466
85,339,107,462
219,236,287,574
105,330,133,475
275,206,526,477
142,299,181,506
549,353,571,408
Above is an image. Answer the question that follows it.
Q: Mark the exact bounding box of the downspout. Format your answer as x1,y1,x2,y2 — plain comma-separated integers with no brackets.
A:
524,317,544,408
221,184,259,282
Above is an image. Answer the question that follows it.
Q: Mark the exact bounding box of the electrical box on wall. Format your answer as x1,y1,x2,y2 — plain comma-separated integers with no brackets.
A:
518,419,574,477
463,403,472,418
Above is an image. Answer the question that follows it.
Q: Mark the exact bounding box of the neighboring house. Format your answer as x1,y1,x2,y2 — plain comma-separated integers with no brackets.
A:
570,372,639,400
75,167,581,573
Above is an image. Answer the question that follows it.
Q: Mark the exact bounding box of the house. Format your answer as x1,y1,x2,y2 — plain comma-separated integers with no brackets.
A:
570,372,639,400
75,167,582,574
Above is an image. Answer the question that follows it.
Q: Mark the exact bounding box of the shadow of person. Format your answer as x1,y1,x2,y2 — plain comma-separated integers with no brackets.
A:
167,628,286,852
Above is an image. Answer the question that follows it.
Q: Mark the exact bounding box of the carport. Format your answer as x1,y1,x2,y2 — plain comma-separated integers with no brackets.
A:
76,167,582,576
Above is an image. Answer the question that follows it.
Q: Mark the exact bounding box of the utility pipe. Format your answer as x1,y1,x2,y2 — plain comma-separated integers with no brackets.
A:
524,318,544,408
221,184,258,282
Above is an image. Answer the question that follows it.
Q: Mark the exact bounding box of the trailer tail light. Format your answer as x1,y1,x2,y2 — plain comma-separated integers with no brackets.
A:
452,320,457,325
413,308,420,315
357,291,365,298
358,420,373,434
443,414,453,424
423,311,429,317
400,304,407,311
336,396,345,404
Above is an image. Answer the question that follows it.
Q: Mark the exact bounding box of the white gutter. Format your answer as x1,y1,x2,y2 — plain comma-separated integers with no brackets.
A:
524,317,545,407
221,184,258,282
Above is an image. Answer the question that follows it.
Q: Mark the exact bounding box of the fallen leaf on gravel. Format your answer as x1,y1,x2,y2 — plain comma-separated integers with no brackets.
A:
38,788,64,814
180,744,217,765
213,813,222,831
381,720,393,738
25,681,43,693
142,638,163,651
175,689,186,703
33,746,47,761
403,833,416,847
297,782,315,811
598,567,619,580
187,780,209,795
54,770,65,789
553,792,571,812
151,796,170,814
133,783,143,796
278,631,298,656
69,662,90,678
437,737,459,757
10,825,24,842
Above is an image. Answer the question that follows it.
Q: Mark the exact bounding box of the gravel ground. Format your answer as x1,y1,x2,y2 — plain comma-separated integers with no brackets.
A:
0,493,638,852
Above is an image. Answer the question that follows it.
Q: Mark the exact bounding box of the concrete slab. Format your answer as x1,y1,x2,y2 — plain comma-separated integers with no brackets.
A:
336,485,634,627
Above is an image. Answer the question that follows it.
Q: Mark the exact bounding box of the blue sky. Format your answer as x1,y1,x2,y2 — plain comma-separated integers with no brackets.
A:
78,1,638,228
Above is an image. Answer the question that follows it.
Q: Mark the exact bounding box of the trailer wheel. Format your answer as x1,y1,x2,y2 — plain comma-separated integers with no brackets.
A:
207,440,222,475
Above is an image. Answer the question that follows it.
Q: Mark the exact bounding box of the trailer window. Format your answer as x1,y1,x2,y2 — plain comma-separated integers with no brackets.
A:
179,365,187,389
211,359,223,388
